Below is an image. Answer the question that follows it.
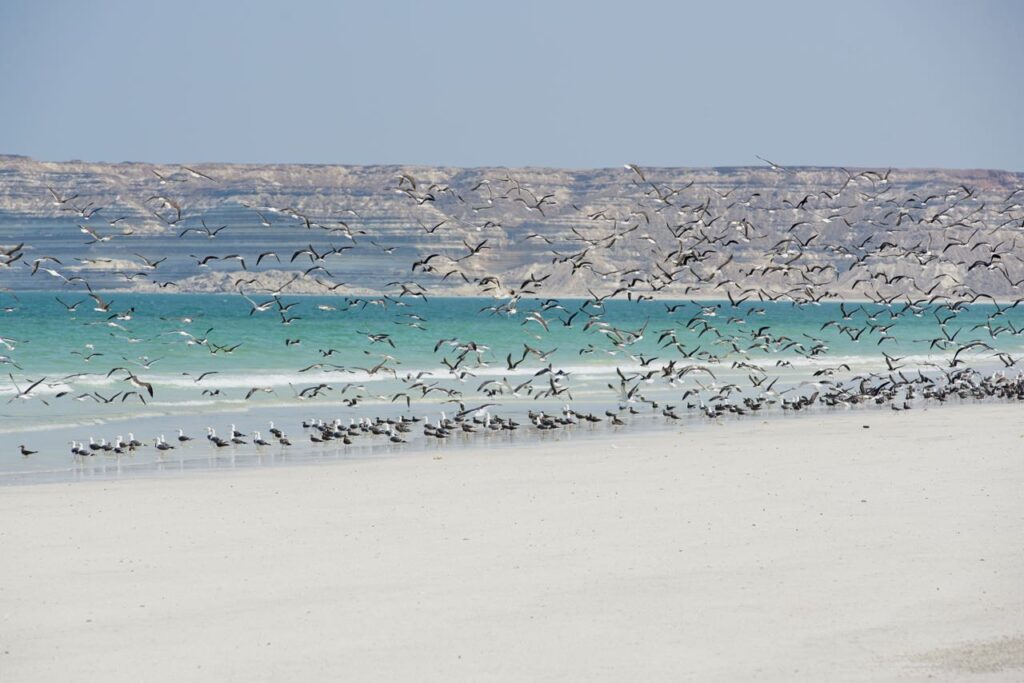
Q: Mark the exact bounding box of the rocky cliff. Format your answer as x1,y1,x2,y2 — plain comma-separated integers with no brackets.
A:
0,155,1021,301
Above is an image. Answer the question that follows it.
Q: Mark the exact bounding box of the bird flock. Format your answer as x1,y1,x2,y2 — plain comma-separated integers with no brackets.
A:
1,158,1023,462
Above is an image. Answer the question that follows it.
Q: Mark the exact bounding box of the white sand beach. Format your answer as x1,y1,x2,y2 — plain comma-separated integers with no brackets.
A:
1,403,1022,682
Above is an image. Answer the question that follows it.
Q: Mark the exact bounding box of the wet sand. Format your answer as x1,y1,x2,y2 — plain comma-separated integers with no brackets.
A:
1,404,1022,681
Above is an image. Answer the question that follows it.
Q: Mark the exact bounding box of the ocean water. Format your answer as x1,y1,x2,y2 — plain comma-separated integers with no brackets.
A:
1,292,1022,481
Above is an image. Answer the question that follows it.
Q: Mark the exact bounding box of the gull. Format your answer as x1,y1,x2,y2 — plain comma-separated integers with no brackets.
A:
327,221,366,240
624,163,647,183
152,169,184,184
253,210,273,227
457,238,490,262
236,290,276,317
369,241,397,254
396,172,417,190
148,193,182,210
118,271,150,282
182,370,219,383
74,201,103,219
29,255,63,274
454,402,499,420
418,219,448,233
357,331,397,348
221,254,247,270
522,310,550,332
73,256,113,267
85,287,112,313
79,224,112,244
244,386,275,400
755,155,793,173
291,245,330,263
267,274,300,296
8,373,48,405
0,243,25,268
412,253,443,272
256,251,281,267
293,383,331,399
181,165,216,181
152,210,184,226
525,232,554,244
209,341,242,354
179,220,228,239
35,266,74,284
46,186,79,206
513,190,556,215
106,367,155,397
135,253,167,269
207,428,229,447
315,278,348,292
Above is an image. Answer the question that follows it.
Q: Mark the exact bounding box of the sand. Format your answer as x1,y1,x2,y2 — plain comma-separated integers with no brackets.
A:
1,403,1022,682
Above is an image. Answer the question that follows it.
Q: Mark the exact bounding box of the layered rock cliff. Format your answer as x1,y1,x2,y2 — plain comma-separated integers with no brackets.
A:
0,155,1021,301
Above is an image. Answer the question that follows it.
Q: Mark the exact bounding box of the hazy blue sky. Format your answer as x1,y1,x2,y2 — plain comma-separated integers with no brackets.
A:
1,0,1021,169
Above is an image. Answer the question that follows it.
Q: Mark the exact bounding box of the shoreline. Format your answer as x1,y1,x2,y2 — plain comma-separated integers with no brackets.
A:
3,396,1022,487
4,289,1024,305
0,402,1021,681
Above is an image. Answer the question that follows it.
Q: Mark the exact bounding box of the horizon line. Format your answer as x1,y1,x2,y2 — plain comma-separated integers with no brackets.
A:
1,153,1020,175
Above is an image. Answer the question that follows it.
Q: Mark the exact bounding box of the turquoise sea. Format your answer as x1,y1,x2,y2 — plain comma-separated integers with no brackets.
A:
1,292,1022,481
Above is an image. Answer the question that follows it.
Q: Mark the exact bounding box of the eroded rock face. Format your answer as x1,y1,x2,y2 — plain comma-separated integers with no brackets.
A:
1,155,1021,300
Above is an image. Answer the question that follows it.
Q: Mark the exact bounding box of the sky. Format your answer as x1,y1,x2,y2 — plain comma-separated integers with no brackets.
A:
1,0,1021,170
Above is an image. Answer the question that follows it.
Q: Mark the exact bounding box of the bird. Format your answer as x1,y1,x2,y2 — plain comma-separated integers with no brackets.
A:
4,152,1024,473
181,165,216,181
755,155,793,173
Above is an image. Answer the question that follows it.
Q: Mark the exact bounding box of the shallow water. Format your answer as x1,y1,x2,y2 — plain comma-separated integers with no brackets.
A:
1,293,1022,482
